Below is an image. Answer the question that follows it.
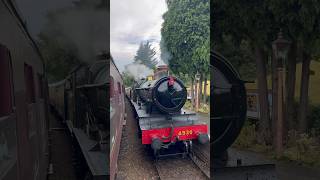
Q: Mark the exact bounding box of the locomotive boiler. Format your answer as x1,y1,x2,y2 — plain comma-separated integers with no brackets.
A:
134,75,187,114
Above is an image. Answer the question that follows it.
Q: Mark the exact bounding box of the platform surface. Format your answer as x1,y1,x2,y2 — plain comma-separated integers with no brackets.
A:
214,148,277,180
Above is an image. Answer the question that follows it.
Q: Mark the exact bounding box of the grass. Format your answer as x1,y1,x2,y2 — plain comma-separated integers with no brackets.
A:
246,60,320,105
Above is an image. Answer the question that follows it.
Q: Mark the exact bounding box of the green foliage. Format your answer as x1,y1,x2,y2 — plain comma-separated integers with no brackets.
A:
283,130,320,166
183,100,209,113
122,71,135,87
215,35,256,80
235,124,320,167
134,41,157,69
233,122,273,152
308,105,320,136
161,0,209,77
214,0,320,59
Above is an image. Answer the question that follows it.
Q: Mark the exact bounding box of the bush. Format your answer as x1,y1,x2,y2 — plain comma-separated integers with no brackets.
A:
233,122,272,153
308,104,320,136
283,131,320,166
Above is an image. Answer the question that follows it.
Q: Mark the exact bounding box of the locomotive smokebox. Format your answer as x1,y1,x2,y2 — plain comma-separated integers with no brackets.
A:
152,76,187,113
136,76,187,114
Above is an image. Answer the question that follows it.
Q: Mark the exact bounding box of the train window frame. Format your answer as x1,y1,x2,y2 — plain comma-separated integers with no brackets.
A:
0,45,14,117
24,63,36,104
117,82,121,94
37,73,44,99
110,76,114,98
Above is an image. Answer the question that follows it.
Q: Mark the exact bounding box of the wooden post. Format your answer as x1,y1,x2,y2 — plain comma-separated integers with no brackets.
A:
196,80,199,112
276,67,284,157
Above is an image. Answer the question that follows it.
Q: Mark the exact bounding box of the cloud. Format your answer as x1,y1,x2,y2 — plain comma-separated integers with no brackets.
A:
110,0,167,71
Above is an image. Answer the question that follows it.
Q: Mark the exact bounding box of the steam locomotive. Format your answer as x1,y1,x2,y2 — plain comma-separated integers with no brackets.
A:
49,53,108,180
128,65,209,157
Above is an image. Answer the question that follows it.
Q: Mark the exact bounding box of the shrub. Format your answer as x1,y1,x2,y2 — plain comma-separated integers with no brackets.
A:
308,104,320,136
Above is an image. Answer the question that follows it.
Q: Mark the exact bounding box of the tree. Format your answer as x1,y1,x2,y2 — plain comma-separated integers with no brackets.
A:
214,0,320,144
134,41,157,69
161,0,209,106
268,0,320,133
213,0,276,144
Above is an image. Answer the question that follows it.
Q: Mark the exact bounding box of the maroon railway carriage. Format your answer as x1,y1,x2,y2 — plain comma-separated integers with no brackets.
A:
110,57,125,180
129,65,209,157
0,1,49,180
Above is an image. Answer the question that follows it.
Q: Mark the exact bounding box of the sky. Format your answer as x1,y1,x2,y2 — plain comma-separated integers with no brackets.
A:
110,0,167,72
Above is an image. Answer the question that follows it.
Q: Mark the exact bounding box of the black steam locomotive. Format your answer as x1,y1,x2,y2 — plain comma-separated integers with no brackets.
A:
129,65,209,158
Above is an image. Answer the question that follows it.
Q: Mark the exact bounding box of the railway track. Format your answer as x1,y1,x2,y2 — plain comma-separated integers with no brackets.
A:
154,148,210,180
191,143,210,178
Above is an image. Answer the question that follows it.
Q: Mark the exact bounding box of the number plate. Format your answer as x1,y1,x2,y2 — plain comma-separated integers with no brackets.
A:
178,130,193,136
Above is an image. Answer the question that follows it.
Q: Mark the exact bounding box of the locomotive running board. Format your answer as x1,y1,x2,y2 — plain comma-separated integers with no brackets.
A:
73,128,108,179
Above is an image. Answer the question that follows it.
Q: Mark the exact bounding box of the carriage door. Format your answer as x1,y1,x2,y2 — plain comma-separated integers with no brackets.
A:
24,63,39,179
0,45,17,179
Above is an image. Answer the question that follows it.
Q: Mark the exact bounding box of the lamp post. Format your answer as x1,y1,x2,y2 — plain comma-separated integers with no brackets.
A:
272,30,291,157
195,72,201,112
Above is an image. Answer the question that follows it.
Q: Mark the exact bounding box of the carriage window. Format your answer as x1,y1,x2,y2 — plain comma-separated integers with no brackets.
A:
110,76,114,97
24,64,35,103
0,45,13,117
117,82,121,94
37,74,44,99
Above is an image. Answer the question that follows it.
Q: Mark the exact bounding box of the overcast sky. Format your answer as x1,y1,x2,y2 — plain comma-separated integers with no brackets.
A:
110,0,167,72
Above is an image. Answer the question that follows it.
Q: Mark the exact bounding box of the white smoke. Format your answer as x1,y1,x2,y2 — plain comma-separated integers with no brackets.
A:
159,38,172,64
46,1,108,64
125,61,153,80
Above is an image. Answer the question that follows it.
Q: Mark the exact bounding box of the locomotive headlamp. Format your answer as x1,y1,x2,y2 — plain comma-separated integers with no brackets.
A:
168,76,175,86
198,133,209,144
272,30,291,67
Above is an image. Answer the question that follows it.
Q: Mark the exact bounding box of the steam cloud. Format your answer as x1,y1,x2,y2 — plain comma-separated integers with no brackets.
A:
125,61,153,80
160,38,172,64
46,0,108,64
